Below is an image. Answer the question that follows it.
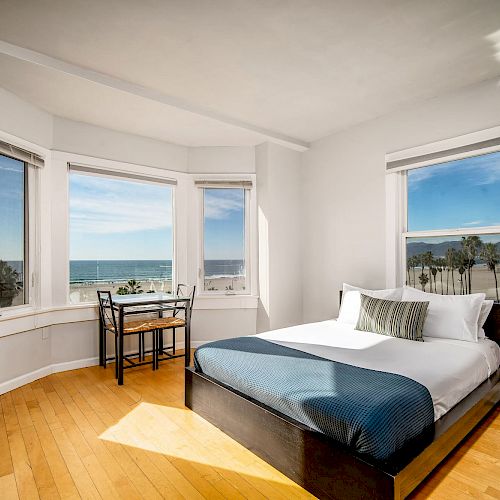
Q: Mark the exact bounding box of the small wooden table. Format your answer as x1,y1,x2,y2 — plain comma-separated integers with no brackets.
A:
99,292,191,385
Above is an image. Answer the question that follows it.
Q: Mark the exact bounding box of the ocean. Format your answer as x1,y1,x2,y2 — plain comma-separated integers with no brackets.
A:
68,259,245,283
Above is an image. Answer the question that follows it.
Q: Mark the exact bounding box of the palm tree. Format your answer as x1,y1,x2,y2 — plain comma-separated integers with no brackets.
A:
430,266,438,293
411,255,419,287
0,260,22,308
435,258,446,294
458,264,466,295
407,255,418,287
418,272,429,291
423,251,434,292
461,236,482,294
446,248,457,295
481,243,499,301
116,279,144,295
126,279,143,294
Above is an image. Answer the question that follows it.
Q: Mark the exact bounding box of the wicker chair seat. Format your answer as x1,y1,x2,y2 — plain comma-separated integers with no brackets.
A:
148,317,186,329
107,316,185,334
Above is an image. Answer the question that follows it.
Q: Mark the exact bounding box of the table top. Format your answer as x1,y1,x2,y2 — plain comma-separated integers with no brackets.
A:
111,292,190,307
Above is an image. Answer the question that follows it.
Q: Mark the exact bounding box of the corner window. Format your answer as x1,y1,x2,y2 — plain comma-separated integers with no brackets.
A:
200,186,249,294
404,150,500,300
0,154,28,309
69,167,174,303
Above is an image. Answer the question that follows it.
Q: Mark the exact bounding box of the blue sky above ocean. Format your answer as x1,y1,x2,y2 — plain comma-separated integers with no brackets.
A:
0,161,246,262
407,150,500,232
69,173,245,261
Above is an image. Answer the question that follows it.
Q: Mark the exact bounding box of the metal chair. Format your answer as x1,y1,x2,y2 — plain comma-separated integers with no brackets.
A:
157,284,195,364
97,290,161,376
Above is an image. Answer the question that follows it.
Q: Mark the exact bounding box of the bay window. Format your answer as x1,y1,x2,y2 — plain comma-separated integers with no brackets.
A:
0,142,40,311
69,165,175,303
197,181,252,294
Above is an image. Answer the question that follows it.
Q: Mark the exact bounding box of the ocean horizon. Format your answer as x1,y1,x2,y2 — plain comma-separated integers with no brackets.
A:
68,259,245,283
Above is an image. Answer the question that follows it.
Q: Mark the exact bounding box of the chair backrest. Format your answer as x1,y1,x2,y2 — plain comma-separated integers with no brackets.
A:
175,284,196,320
97,290,118,331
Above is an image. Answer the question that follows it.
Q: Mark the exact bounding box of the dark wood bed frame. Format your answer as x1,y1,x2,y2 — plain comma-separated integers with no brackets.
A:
185,300,500,499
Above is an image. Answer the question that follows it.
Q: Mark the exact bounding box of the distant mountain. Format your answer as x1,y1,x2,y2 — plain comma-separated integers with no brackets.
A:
407,240,500,259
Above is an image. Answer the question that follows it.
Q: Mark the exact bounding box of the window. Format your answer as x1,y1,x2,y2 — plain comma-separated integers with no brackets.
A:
200,187,249,293
404,150,500,300
69,168,174,303
0,154,28,309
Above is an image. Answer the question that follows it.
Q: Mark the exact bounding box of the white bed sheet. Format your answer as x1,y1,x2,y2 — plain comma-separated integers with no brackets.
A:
255,320,500,420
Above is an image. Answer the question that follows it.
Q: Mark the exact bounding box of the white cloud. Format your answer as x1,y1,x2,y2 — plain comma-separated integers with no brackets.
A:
204,191,244,220
69,174,172,234
463,220,482,226
408,152,500,190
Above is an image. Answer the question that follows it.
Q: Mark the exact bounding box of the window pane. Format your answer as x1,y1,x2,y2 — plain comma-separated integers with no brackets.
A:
203,188,246,292
407,151,500,231
69,173,173,303
406,234,500,300
0,154,26,309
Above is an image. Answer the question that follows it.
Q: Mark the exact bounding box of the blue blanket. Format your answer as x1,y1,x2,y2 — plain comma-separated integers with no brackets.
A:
194,337,434,461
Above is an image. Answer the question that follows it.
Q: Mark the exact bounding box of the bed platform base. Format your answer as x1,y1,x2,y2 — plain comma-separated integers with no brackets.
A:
185,367,500,499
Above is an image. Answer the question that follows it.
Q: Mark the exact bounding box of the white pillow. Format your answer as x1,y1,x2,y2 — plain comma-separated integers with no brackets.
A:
477,300,494,339
338,283,403,324
401,287,485,342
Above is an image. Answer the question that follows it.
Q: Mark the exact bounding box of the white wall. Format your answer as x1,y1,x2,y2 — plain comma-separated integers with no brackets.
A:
188,146,255,173
257,142,303,332
0,88,53,147
53,117,188,172
301,78,500,323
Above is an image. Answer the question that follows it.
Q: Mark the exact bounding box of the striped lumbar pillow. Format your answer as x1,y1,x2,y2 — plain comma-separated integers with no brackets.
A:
355,294,429,342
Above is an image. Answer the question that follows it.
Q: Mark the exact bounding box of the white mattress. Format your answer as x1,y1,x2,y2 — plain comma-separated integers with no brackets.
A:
255,320,500,420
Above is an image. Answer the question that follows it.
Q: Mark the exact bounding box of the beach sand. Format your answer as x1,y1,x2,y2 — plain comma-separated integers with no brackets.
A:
69,276,247,303
10,267,496,307
406,266,499,300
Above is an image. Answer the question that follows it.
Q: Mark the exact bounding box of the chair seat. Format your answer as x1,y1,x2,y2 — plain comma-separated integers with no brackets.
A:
106,316,185,334
106,319,157,334
149,317,186,329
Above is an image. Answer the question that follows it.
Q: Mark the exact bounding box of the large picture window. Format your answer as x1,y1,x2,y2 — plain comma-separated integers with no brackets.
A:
404,150,500,300
69,168,174,303
200,187,248,293
0,154,27,309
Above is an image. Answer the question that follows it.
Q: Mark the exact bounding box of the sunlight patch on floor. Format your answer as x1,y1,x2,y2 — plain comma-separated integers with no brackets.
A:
98,401,296,485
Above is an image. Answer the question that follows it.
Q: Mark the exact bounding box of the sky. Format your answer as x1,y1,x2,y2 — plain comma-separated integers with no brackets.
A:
69,173,245,261
407,151,500,232
204,188,245,260
70,173,173,260
0,155,24,262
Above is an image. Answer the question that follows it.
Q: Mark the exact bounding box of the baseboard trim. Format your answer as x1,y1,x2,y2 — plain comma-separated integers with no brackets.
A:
0,356,99,396
0,340,208,396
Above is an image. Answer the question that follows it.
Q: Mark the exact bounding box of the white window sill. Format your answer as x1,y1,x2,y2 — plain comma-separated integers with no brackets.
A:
0,304,98,339
194,294,258,309
0,296,259,338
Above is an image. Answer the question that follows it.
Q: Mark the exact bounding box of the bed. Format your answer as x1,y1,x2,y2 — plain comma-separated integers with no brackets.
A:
185,300,500,499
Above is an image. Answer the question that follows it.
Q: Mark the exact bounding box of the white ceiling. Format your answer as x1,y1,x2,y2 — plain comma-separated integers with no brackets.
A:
0,0,499,148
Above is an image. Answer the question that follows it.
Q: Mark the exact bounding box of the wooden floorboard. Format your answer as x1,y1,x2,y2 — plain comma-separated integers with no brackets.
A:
0,352,498,499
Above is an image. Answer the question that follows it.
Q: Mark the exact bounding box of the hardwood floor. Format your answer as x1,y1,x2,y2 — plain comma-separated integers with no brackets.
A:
0,353,498,499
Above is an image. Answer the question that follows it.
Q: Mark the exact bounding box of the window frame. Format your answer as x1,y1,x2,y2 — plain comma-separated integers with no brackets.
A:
0,153,39,315
67,164,177,305
401,170,500,289
197,182,253,297
385,127,500,290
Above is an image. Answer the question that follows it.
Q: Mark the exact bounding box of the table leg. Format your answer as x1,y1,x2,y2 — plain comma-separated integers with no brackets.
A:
99,316,104,366
185,301,191,367
118,306,124,385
